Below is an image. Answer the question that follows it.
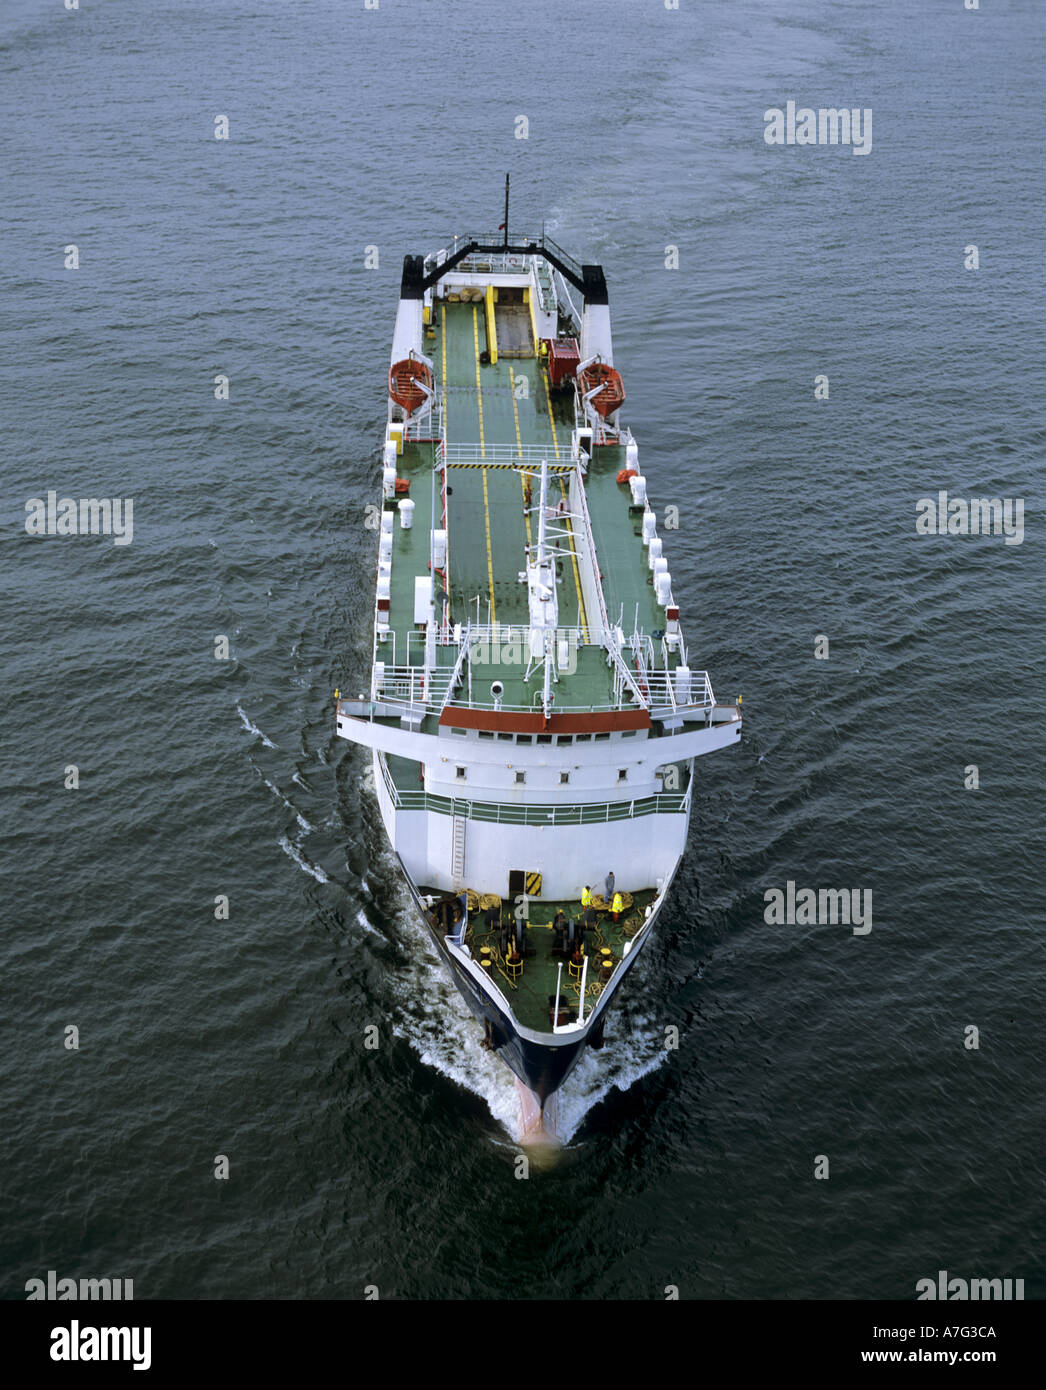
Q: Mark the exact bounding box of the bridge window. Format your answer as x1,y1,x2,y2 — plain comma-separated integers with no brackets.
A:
515,771,526,784
456,767,466,780
560,772,570,784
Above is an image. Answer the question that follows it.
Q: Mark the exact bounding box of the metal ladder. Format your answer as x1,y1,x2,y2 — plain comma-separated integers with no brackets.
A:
451,816,466,891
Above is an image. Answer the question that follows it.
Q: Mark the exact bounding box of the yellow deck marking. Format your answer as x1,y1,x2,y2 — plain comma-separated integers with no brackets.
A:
541,364,561,459
473,306,493,622
509,366,533,550
472,305,485,456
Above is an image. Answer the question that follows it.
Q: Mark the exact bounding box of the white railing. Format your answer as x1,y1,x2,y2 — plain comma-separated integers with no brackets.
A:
570,461,611,640
377,751,400,806
640,669,716,714
387,788,689,825
373,664,457,709
404,400,442,440
534,258,556,313
448,251,533,276
438,630,474,713
367,645,713,719
442,442,574,470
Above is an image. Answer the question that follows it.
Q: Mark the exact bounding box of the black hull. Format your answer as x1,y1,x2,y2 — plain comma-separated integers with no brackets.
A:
398,860,638,1105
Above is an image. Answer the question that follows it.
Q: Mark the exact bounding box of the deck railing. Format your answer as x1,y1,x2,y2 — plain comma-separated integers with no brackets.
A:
570,461,611,642
370,626,715,719
430,232,583,283
447,251,533,276
403,400,442,441
385,787,688,825
533,257,557,314
442,443,574,470
641,669,716,714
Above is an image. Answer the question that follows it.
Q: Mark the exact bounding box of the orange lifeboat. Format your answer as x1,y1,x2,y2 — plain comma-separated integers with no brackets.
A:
577,361,625,417
388,354,433,414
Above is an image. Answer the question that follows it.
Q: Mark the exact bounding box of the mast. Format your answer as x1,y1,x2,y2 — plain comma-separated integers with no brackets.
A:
503,173,509,249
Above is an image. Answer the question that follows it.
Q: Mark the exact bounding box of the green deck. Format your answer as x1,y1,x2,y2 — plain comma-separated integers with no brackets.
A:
377,300,651,715
420,886,659,1033
379,439,439,668
368,296,693,778
440,298,572,457
370,293,694,1034
583,448,673,667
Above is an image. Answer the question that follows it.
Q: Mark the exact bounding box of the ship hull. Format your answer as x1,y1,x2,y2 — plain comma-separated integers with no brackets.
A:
397,850,679,1106
336,230,742,1134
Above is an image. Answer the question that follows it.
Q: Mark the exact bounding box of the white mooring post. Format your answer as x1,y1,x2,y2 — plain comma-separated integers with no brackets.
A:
577,952,589,1026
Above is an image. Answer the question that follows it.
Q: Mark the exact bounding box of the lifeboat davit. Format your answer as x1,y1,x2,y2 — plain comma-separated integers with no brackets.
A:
388,354,433,414
577,361,625,417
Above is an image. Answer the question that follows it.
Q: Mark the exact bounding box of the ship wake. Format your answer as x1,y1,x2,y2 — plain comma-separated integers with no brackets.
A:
384,891,671,1147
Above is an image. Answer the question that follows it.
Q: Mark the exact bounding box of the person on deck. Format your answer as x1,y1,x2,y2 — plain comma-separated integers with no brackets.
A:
605,871,615,902
611,890,624,924
552,911,568,956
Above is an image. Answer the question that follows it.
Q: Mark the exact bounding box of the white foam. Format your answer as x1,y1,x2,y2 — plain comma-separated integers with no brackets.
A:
554,1019,668,1143
355,908,382,937
259,774,314,832
278,834,328,883
236,701,278,749
385,885,669,1146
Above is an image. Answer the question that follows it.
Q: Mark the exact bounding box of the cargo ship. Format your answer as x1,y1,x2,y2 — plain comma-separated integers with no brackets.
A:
336,191,741,1142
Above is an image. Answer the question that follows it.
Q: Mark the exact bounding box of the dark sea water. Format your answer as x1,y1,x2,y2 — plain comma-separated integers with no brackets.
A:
2,0,1043,1301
